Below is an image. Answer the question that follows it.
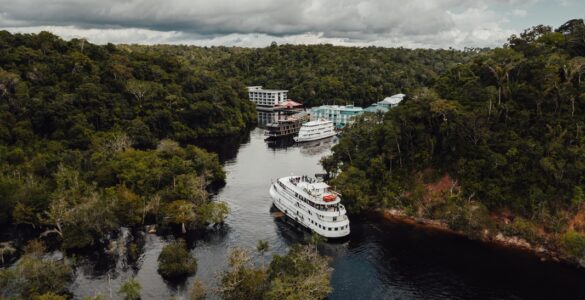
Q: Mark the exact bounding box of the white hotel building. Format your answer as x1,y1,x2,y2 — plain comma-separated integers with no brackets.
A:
248,86,288,108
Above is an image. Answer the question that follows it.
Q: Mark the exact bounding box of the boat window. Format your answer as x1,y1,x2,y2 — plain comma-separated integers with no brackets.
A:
328,227,332,231
335,227,338,231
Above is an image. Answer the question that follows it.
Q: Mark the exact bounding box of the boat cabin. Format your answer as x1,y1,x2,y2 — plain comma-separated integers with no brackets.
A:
284,176,343,212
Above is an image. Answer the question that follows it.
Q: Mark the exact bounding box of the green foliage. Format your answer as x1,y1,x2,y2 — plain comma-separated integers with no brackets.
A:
210,44,477,107
572,186,585,208
438,201,496,238
325,20,585,238
0,31,255,148
0,31,246,248
256,240,270,255
113,185,144,225
329,166,373,213
562,231,585,258
118,278,141,300
157,240,197,279
35,292,67,300
0,255,72,299
196,201,229,225
216,244,333,300
503,217,542,244
216,248,267,300
265,245,332,300
163,200,196,233
308,233,326,246
41,165,118,249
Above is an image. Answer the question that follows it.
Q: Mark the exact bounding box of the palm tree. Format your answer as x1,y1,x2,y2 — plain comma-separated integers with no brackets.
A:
485,48,525,106
562,57,585,117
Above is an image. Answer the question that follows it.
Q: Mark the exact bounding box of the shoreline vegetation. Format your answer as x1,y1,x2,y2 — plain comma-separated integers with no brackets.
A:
379,208,563,263
324,19,585,268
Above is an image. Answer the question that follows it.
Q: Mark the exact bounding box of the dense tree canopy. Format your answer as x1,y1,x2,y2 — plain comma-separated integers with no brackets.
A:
130,43,479,108
325,19,585,258
220,44,479,107
0,31,252,250
216,243,331,300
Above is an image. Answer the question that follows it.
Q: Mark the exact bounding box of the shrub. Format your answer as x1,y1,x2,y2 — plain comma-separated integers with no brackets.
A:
196,201,229,225
265,245,332,300
562,231,585,258
35,292,67,300
118,278,141,300
504,217,541,243
437,201,495,238
0,255,72,299
157,240,197,279
189,279,206,300
216,248,267,300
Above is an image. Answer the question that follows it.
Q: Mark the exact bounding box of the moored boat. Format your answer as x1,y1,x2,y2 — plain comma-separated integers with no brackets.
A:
293,119,336,142
269,175,350,238
264,112,310,139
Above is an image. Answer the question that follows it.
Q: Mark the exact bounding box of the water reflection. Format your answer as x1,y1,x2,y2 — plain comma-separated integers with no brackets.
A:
298,136,336,156
265,135,296,150
196,132,251,163
331,214,585,300
263,132,336,157
257,111,279,128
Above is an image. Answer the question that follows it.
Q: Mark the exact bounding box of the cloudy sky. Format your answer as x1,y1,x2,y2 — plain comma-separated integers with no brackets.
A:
0,0,582,49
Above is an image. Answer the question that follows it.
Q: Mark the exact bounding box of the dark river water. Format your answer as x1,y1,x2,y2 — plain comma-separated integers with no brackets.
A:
66,112,585,299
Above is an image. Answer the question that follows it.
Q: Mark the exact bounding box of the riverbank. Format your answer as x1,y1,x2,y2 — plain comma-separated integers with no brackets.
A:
377,208,576,266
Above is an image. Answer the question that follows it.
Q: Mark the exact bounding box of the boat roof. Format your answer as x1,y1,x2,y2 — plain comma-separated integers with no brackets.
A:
381,94,406,105
303,119,332,126
308,182,329,189
274,99,303,108
311,105,364,112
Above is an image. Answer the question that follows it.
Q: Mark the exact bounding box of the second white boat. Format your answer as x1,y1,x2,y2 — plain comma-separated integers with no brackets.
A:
293,119,336,142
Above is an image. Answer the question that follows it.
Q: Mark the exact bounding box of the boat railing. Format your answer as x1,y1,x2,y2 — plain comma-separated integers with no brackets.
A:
278,182,344,213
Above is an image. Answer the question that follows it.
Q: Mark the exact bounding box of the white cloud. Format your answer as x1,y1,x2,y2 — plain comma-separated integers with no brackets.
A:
0,0,541,48
511,9,528,17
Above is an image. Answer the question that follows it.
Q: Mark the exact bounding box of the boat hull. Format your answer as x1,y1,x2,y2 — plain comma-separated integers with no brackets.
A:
293,131,337,143
269,183,350,238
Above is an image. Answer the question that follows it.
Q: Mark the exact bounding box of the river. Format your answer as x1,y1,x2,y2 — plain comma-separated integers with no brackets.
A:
68,112,585,300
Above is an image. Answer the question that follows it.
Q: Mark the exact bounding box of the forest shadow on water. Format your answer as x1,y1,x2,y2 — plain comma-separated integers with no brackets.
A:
330,213,585,300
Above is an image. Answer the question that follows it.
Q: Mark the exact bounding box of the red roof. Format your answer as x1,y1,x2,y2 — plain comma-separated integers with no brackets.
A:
275,99,303,108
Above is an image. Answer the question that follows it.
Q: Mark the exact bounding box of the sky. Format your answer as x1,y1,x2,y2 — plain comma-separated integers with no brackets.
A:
0,0,582,49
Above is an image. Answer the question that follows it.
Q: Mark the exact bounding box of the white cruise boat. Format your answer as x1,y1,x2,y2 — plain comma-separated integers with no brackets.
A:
269,175,350,238
293,119,336,142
